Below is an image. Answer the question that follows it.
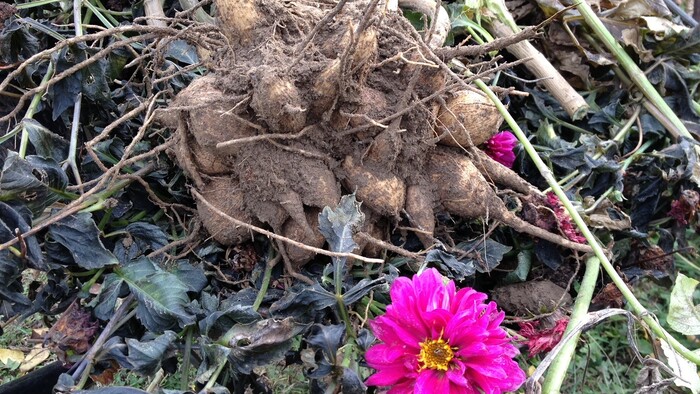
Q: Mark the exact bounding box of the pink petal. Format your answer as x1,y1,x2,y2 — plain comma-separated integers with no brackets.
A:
414,370,450,394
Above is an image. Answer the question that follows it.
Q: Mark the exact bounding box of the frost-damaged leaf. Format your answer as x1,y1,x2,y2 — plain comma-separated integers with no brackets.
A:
269,283,336,318
0,149,68,215
48,211,118,269
0,18,40,64
196,341,231,386
342,276,387,305
172,261,207,293
23,119,69,163
116,257,195,332
668,273,700,335
306,324,345,378
0,201,45,270
92,272,127,320
319,194,364,254
456,238,512,273
199,292,261,339
425,249,476,281
341,367,367,394
659,339,700,394
113,222,169,263
48,43,113,120
226,317,308,375
112,331,178,375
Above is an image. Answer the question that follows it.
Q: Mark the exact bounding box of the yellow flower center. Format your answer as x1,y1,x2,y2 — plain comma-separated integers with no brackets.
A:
418,337,454,371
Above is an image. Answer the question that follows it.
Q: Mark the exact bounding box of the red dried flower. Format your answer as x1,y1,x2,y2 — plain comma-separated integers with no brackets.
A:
518,318,569,357
668,190,700,225
545,193,586,243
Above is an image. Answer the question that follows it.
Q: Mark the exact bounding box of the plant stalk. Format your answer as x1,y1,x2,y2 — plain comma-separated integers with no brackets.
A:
541,256,600,393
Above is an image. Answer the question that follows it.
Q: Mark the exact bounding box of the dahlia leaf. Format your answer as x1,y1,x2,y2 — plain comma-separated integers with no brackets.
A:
668,273,700,335
659,339,700,394
318,194,364,254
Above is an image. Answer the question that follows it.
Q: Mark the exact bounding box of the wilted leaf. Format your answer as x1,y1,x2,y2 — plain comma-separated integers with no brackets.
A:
0,149,68,215
659,339,700,394
23,119,69,163
122,331,178,375
226,317,308,375
116,258,195,332
0,348,24,366
0,18,40,64
19,346,50,373
46,302,98,362
667,273,700,335
319,194,364,254
48,212,119,269
269,283,336,318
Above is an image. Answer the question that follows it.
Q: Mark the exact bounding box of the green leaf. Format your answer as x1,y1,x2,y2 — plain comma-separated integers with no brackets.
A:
668,273,700,335
48,212,119,269
116,258,195,333
318,194,364,254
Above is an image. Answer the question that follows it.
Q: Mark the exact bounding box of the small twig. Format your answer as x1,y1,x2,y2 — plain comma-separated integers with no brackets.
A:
216,124,313,150
147,220,202,259
356,232,422,260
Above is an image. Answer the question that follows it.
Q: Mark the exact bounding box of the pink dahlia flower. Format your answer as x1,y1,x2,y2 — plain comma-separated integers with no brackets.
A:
365,268,526,393
483,131,518,168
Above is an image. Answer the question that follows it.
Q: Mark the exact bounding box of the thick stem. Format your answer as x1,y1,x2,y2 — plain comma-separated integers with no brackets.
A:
541,256,600,393
488,20,589,120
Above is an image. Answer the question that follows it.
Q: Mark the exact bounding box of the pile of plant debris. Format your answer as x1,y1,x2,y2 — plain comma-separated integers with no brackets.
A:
0,0,699,392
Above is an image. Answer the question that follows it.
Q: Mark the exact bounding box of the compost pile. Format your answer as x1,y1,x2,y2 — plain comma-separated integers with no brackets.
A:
167,0,591,270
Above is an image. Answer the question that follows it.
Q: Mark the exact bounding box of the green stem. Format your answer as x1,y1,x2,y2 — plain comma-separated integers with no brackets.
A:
180,326,193,391
541,256,600,393
333,256,356,339
573,0,690,139
19,61,55,158
252,252,277,311
203,359,228,390
472,77,700,366
80,267,105,294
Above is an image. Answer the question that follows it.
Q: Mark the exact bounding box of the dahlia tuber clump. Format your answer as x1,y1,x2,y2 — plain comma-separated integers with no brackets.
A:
166,0,591,270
